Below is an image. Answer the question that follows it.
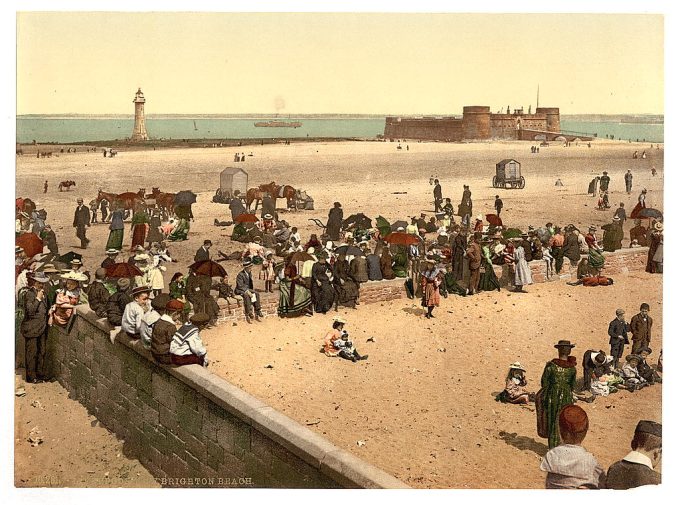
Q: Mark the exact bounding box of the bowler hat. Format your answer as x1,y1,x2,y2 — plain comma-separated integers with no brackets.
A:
242,258,253,267
151,293,171,311
554,340,576,349
559,405,589,434
635,420,661,438
640,303,650,311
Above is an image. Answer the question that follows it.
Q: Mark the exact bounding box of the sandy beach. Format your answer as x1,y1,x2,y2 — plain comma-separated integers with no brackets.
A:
15,139,664,488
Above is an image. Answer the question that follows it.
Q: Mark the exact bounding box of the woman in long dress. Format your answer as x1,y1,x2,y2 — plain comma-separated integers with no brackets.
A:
630,189,647,219
420,260,441,319
326,202,343,241
513,239,533,292
130,210,149,251
585,226,605,275
278,263,313,317
646,222,663,273
333,253,359,309
105,207,125,251
537,341,577,449
379,247,396,280
311,253,335,314
479,241,501,292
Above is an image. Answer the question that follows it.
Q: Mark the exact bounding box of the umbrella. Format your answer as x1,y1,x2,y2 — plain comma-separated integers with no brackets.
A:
16,233,43,258
638,208,663,220
390,220,409,231
188,260,227,277
502,228,523,239
375,216,392,238
289,251,316,263
57,251,83,264
335,245,364,257
384,232,421,245
533,226,551,244
235,213,259,223
174,190,197,206
105,262,143,278
342,213,372,230
486,214,503,227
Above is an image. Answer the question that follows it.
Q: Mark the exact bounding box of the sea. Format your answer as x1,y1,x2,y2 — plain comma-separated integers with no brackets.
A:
15,116,664,144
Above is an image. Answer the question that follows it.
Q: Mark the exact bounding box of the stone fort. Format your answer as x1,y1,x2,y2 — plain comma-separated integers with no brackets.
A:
384,105,564,142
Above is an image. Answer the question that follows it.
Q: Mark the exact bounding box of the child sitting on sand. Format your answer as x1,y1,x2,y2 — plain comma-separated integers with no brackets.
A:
496,362,535,404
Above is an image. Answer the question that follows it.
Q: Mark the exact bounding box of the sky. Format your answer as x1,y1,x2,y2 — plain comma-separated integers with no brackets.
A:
16,12,663,115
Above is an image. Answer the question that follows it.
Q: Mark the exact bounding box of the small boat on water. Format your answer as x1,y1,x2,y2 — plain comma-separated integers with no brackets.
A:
254,120,302,128
193,120,198,130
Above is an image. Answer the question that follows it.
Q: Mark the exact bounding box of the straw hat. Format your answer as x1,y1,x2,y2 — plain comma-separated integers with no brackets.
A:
130,285,152,297
333,316,347,324
30,272,49,283
625,354,641,364
134,253,150,261
117,278,131,290
509,362,526,372
654,222,663,231
106,248,120,255
60,271,88,282
40,263,59,273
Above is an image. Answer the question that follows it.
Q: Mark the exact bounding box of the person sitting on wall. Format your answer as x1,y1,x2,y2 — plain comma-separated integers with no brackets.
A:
151,297,184,365
121,285,152,338
170,312,210,367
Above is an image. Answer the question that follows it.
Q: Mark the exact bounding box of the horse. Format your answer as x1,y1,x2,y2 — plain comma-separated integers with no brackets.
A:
96,189,145,217
246,188,267,211
150,187,176,217
258,181,298,210
58,180,76,191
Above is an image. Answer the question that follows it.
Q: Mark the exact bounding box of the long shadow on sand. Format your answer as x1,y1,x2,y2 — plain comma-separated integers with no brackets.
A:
498,430,549,457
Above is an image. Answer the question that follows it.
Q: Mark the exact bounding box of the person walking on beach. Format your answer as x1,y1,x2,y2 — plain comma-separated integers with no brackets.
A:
599,171,611,192
73,197,90,249
494,195,503,217
43,180,48,194
624,170,633,194
465,232,482,295
536,340,577,449
433,179,443,212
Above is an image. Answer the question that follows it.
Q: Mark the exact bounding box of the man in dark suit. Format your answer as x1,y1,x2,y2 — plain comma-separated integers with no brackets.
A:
20,272,50,383
194,239,212,262
494,195,503,216
185,267,219,326
433,179,443,212
606,420,661,489
608,308,630,369
73,197,91,248
235,258,262,323
630,303,653,354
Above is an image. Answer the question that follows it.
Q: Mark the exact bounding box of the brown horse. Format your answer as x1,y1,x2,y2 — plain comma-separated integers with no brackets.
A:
96,189,145,213
151,187,176,215
58,180,76,191
246,188,267,211
259,181,298,210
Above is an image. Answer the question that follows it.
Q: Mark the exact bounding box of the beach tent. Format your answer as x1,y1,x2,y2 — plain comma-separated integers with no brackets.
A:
220,167,248,198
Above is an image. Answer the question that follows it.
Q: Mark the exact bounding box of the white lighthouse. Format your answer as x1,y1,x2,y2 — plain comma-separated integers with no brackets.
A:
131,88,149,141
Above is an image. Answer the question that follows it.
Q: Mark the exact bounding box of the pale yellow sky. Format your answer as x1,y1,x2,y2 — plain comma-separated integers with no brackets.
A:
16,12,664,115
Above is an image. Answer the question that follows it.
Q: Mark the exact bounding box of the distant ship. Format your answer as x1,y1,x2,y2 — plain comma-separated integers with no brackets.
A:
254,120,302,128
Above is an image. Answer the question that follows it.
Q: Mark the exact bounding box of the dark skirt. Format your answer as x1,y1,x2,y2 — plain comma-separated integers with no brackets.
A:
106,229,124,251
479,263,501,291
131,224,147,250
334,278,359,307
311,279,335,313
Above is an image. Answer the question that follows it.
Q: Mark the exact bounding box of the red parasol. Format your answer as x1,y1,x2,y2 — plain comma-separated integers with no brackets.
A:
105,262,143,278
16,233,43,258
383,232,421,245
235,213,259,223
486,214,503,227
289,251,316,263
188,260,227,277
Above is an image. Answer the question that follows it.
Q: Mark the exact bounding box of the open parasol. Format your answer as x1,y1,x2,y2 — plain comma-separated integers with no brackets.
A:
174,190,197,206
235,213,259,223
390,220,409,231
57,251,83,264
342,213,372,230
502,228,523,239
16,233,43,258
335,245,364,257
105,262,143,278
384,232,421,245
289,251,316,263
637,208,663,220
486,214,503,227
375,216,392,238
188,260,227,277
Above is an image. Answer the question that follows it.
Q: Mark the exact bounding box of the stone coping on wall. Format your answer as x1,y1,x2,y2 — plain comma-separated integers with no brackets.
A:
74,306,409,489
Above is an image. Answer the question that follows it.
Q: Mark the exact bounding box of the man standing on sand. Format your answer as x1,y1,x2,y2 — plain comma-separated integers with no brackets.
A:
630,303,653,355
494,195,503,217
433,179,443,212
43,180,48,194
465,232,482,295
624,170,633,194
599,171,611,192
606,420,662,489
608,308,630,369
73,197,91,249
614,202,627,223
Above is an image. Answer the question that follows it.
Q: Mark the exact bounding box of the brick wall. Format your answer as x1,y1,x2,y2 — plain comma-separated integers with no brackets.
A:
49,308,408,489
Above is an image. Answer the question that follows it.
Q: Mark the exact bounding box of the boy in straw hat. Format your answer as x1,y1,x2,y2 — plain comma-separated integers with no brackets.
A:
540,405,605,489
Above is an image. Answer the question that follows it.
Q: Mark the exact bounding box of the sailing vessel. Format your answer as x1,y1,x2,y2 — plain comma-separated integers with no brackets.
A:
193,120,198,131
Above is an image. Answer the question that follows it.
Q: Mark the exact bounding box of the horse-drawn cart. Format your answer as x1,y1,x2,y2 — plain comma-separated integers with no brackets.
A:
492,159,525,189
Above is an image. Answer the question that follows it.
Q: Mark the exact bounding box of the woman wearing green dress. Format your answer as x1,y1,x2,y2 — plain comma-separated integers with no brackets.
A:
478,242,501,292
168,218,190,242
392,245,408,278
537,340,577,449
